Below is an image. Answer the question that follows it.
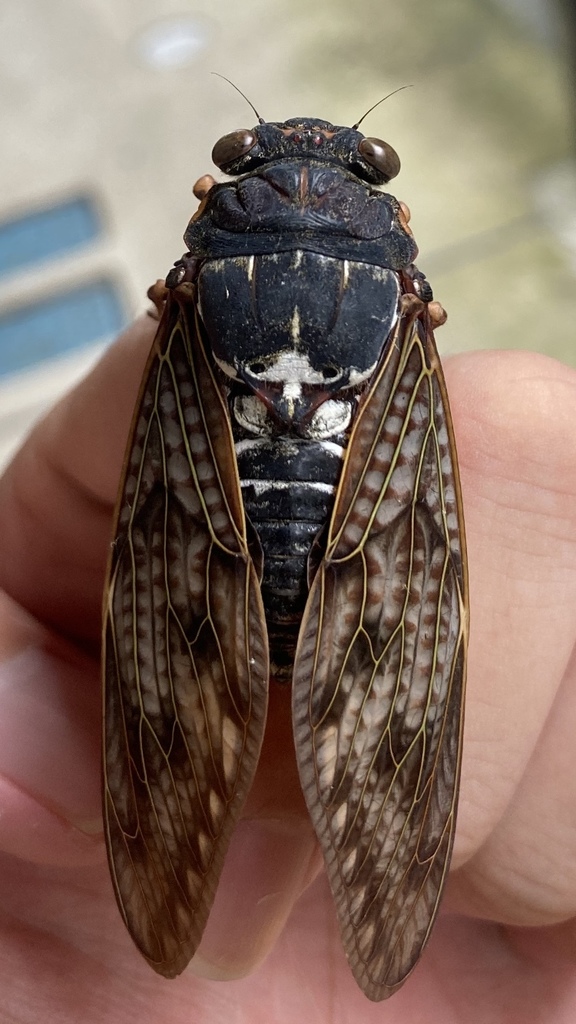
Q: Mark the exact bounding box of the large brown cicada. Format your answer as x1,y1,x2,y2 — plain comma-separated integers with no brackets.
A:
103,104,468,1001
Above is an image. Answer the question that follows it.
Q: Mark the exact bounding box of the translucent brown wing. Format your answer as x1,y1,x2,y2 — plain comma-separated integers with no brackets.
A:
103,288,269,977
293,292,468,1001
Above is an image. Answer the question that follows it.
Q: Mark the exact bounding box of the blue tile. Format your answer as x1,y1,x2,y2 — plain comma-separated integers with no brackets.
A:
0,280,127,376
0,198,101,277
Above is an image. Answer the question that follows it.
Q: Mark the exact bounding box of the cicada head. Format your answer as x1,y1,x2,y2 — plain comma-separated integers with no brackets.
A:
211,117,401,185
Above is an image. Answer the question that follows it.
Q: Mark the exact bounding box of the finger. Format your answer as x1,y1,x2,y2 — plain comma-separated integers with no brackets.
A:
0,590,103,866
452,642,576,925
444,352,576,898
0,320,154,862
0,315,156,645
192,681,323,978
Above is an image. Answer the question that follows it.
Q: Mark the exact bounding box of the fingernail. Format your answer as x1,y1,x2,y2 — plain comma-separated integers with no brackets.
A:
190,815,323,980
0,773,103,866
0,644,102,844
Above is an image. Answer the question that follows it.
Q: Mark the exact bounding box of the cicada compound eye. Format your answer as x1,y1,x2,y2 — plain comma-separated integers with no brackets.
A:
212,129,257,169
358,137,401,182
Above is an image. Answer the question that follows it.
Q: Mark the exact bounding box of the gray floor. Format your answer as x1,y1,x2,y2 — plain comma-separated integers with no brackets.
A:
0,0,574,465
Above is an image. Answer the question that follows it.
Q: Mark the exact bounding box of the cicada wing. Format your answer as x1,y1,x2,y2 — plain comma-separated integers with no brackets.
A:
103,290,269,977
293,293,468,1001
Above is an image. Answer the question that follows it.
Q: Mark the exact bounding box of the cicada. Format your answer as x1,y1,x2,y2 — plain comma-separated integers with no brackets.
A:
103,101,468,1002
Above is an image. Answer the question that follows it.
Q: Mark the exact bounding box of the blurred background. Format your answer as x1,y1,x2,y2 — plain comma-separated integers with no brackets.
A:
0,0,574,467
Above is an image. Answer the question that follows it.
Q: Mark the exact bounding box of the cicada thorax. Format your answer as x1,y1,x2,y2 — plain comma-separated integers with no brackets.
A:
179,129,420,681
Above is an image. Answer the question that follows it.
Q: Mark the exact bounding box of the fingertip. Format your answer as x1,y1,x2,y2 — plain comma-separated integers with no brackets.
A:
0,773,104,867
0,592,102,853
190,816,322,980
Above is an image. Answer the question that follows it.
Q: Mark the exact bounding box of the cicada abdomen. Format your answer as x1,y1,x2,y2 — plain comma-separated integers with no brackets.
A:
103,113,468,1000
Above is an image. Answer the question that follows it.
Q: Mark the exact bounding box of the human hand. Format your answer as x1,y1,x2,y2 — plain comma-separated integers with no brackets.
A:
0,317,575,1023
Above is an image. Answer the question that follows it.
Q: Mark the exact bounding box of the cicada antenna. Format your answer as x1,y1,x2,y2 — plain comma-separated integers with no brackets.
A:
211,73,265,124
352,85,413,131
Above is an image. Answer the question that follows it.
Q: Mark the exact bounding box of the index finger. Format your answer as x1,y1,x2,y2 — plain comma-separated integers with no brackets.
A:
0,315,156,647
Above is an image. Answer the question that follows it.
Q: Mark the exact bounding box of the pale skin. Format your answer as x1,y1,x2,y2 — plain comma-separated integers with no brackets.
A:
0,314,575,1023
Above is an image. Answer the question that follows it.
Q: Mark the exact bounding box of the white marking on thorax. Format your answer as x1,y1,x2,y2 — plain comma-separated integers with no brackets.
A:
348,360,379,386
283,380,302,400
234,437,345,461
234,438,265,455
214,354,237,379
233,397,271,436
240,479,335,496
318,439,346,458
311,399,353,437
232,394,353,441
250,349,322,385
291,307,301,344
